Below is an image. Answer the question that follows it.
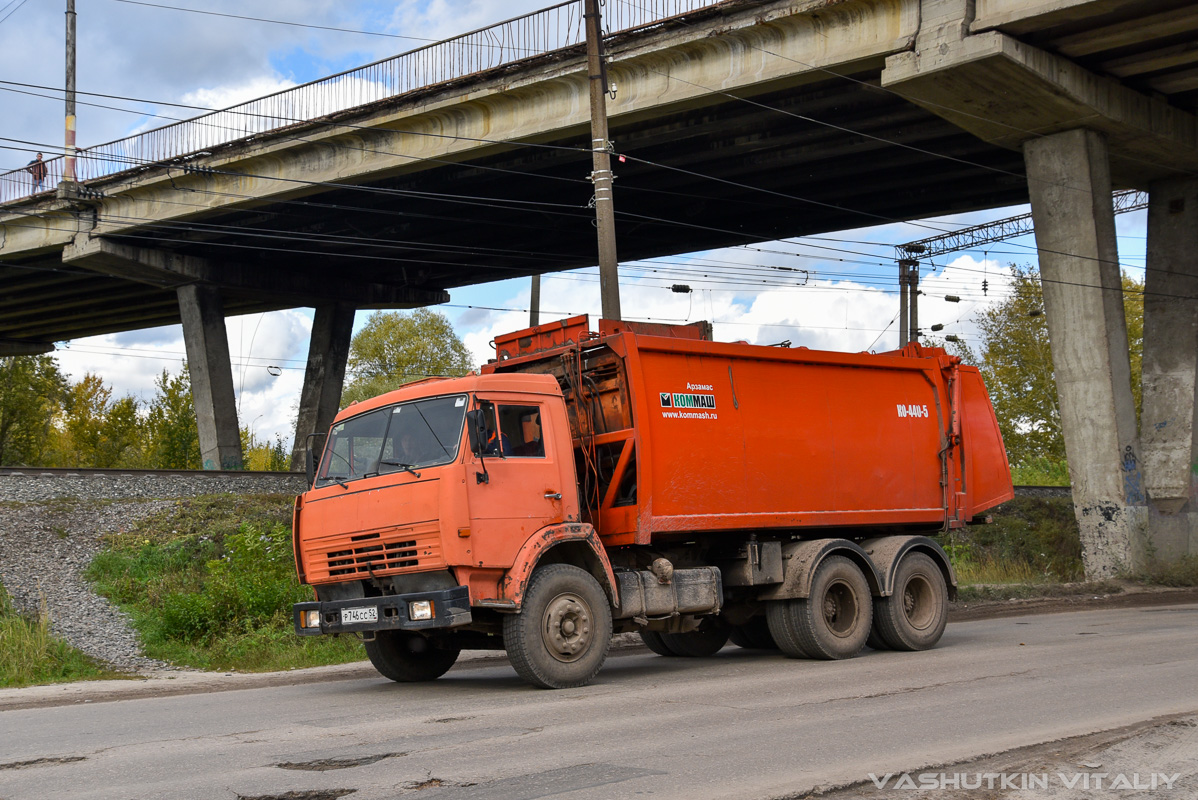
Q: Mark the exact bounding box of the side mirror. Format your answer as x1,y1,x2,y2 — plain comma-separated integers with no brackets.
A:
304,432,325,486
465,410,487,455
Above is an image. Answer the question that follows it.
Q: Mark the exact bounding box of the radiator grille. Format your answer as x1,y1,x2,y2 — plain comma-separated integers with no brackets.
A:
306,524,442,581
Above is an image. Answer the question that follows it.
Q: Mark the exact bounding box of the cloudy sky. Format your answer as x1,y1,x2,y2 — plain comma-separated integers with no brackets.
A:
0,0,1148,448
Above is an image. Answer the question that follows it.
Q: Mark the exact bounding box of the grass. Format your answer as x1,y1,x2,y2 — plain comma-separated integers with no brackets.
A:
956,580,1124,603
0,583,121,688
86,494,362,672
1137,555,1198,587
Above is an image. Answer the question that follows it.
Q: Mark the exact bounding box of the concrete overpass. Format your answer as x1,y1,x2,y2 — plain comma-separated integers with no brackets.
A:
1,0,1196,576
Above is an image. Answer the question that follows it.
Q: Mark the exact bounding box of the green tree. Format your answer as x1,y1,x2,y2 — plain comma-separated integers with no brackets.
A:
341,309,474,407
1123,271,1144,422
0,355,67,466
241,428,289,471
49,374,147,468
958,264,1144,475
146,368,201,469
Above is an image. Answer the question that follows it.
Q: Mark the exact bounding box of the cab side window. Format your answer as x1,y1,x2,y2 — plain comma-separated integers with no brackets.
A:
498,405,545,458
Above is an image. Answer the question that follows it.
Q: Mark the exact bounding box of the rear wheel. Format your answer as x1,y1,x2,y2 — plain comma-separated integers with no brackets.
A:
767,555,872,660
873,553,948,651
503,564,612,689
365,631,460,682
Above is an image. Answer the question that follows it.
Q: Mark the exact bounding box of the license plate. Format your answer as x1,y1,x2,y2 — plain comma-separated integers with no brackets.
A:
340,606,378,625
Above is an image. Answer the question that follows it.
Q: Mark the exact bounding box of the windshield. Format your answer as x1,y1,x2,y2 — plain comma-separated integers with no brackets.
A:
316,394,468,486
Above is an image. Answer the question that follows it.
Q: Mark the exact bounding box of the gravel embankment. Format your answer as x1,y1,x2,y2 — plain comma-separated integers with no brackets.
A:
0,499,176,673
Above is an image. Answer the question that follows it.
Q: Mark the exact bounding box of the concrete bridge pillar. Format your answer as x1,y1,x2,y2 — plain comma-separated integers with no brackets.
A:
177,284,243,471
1023,129,1147,578
1142,178,1198,556
290,303,355,472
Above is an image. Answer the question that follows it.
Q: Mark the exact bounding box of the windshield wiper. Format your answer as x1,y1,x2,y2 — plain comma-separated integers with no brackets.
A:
413,404,453,457
379,460,422,478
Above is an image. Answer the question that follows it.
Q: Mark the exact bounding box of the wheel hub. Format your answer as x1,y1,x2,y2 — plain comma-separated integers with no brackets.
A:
542,592,592,663
823,580,858,638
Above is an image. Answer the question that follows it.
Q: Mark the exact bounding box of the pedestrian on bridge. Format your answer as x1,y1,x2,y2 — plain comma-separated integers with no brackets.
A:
26,153,47,192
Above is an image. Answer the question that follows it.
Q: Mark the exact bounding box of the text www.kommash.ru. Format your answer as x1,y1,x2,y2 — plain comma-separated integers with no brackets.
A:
662,411,718,420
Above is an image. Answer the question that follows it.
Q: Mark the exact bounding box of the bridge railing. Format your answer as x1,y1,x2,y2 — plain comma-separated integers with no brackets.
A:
0,0,723,205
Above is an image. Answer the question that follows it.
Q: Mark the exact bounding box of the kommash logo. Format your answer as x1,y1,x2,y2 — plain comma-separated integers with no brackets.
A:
660,383,717,420
660,383,716,409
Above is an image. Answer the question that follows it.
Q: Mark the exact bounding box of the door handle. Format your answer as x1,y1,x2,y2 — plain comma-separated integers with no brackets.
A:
544,492,562,500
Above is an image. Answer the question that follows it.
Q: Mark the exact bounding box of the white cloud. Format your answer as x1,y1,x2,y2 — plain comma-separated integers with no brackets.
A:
180,77,300,114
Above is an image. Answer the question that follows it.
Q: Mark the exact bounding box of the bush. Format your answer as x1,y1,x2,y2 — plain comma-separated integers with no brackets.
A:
1010,458,1070,486
947,496,1084,584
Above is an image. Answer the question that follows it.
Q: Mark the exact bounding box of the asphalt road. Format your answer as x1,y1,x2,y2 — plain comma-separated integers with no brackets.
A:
2,604,1197,800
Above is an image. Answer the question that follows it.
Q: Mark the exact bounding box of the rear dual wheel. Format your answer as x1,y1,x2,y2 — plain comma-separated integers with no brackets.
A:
872,553,948,651
767,555,872,660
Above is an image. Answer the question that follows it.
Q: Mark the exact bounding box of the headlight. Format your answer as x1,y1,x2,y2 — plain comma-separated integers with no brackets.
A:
303,610,321,628
409,600,433,620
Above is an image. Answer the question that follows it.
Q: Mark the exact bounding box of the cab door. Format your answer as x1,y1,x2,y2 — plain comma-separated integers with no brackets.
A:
465,399,572,566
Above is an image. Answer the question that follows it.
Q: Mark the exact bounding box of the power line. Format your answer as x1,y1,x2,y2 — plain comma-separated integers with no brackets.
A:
0,0,29,26
108,0,448,45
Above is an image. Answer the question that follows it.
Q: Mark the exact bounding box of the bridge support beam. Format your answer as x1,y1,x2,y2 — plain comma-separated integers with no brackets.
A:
290,303,355,472
1141,178,1198,555
178,284,243,471
1024,129,1147,578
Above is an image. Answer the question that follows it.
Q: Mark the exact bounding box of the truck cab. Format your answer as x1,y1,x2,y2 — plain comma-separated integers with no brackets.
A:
293,373,618,687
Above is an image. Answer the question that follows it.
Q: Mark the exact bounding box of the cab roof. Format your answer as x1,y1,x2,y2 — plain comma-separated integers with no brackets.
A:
332,372,561,423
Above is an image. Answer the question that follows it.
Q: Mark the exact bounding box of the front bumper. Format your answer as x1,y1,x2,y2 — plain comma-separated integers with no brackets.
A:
293,585,472,636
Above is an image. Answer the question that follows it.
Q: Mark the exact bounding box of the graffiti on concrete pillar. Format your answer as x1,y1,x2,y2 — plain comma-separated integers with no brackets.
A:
1121,445,1145,505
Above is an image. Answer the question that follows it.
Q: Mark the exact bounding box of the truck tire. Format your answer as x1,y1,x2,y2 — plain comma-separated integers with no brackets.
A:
728,617,778,650
503,564,612,689
768,555,872,660
659,626,729,657
639,630,680,656
872,552,948,651
365,631,460,682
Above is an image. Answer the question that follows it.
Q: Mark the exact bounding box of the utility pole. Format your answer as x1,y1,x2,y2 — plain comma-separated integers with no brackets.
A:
909,262,920,342
63,0,77,187
897,244,925,345
529,275,541,327
583,0,621,321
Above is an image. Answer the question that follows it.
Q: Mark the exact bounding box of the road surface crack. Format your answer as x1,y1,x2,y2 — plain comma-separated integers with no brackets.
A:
276,752,407,771
0,755,87,770
235,791,356,800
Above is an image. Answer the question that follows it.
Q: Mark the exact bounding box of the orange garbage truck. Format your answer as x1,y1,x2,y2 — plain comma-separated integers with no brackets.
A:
292,316,1013,689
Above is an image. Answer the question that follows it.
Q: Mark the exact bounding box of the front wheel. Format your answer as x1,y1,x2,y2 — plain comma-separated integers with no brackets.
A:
365,631,460,682
504,564,613,689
